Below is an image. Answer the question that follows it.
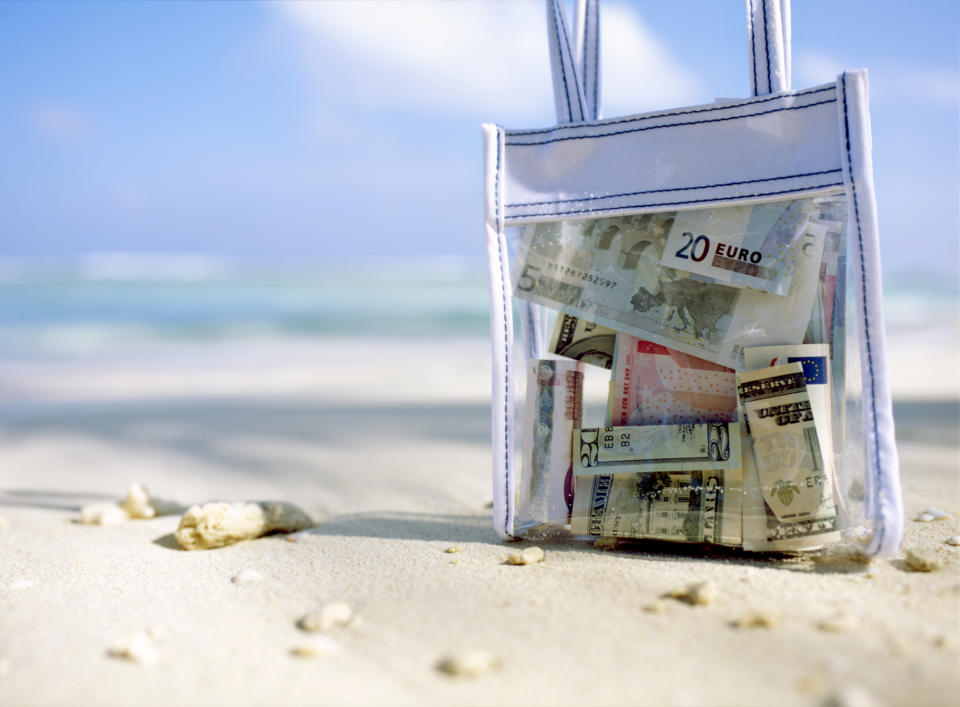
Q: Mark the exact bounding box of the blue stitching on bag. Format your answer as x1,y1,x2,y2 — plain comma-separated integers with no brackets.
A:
840,73,885,553
551,2,573,123
507,181,844,219
507,98,836,147
505,169,843,208
762,0,772,93
494,126,511,537
590,0,599,120
508,85,834,137
553,0,586,122
749,0,758,95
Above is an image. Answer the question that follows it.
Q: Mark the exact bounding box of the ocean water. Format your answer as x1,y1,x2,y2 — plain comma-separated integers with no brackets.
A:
0,255,491,359
1,254,956,360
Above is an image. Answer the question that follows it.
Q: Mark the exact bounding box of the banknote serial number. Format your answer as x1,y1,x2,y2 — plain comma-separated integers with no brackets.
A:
537,262,617,289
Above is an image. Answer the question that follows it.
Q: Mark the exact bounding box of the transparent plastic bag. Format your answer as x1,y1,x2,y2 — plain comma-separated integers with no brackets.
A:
503,195,872,552
482,1,901,556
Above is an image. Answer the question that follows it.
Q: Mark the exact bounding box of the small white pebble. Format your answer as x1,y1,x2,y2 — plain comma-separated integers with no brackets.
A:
506,546,544,565
108,631,158,666
915,512,934,522
231,569,263,585
284,530,311,543
923,507,952,521
436,649,499,678
290,635,340,659
816,613,858,633
945,535,960,546
444,546,463,554
79,503,129,526
297,602,353,632
904,548,944,572
665,581,716,606
732,611,779,629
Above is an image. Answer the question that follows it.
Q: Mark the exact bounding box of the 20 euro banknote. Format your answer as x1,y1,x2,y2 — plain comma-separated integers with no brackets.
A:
512,211,826,369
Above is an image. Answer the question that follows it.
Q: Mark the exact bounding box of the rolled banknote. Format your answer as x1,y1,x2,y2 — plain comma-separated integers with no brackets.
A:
611,334,737,427
737,362,840,551
516,359,584,532
513,207,826,369
570,469,743,546
549,314,617,369
573,423,741,477
659,200,814,295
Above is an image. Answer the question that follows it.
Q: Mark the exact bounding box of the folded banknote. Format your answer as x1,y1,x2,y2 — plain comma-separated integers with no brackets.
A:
737,362,840,551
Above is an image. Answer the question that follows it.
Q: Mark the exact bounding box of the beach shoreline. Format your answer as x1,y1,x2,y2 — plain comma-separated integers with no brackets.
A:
1,335,957,706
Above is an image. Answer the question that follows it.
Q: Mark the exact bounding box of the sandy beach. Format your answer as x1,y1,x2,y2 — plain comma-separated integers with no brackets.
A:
0,335,957,707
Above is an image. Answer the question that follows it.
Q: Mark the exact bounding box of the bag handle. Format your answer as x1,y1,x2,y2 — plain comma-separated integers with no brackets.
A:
546,0,593,124
548,0,792,123
747,0,791,95
573,0,601,120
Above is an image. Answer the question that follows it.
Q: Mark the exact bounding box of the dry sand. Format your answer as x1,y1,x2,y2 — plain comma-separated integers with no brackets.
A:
0,337,957,707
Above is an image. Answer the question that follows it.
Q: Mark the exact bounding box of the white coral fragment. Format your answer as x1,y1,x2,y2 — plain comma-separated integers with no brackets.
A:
79,502,130,526
120,483,156,519
174,501,313,550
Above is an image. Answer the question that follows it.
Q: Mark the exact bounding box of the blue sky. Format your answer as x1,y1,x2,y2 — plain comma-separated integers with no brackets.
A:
1,0,957,279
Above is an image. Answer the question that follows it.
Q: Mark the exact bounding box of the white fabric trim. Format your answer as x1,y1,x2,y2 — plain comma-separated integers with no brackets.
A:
747,0,789,95
836,70,903,557
482,124,516,539
501,84,842,223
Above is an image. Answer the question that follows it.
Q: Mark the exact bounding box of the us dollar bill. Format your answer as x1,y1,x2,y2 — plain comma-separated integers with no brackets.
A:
573,423,741,477
516,359,583,532
549,314,617,369
737,362,840,551
513,208,826,369
570,468,743,546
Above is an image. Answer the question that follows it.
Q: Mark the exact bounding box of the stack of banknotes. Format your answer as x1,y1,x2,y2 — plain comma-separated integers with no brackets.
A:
513,196,847,551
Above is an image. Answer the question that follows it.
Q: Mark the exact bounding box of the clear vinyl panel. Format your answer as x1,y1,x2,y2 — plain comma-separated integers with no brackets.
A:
504,193,868,552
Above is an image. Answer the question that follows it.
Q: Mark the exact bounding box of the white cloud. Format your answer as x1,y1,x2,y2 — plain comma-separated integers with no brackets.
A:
30,104,91,142
795,49,959,107
275,0,700,124
600,4,702,117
